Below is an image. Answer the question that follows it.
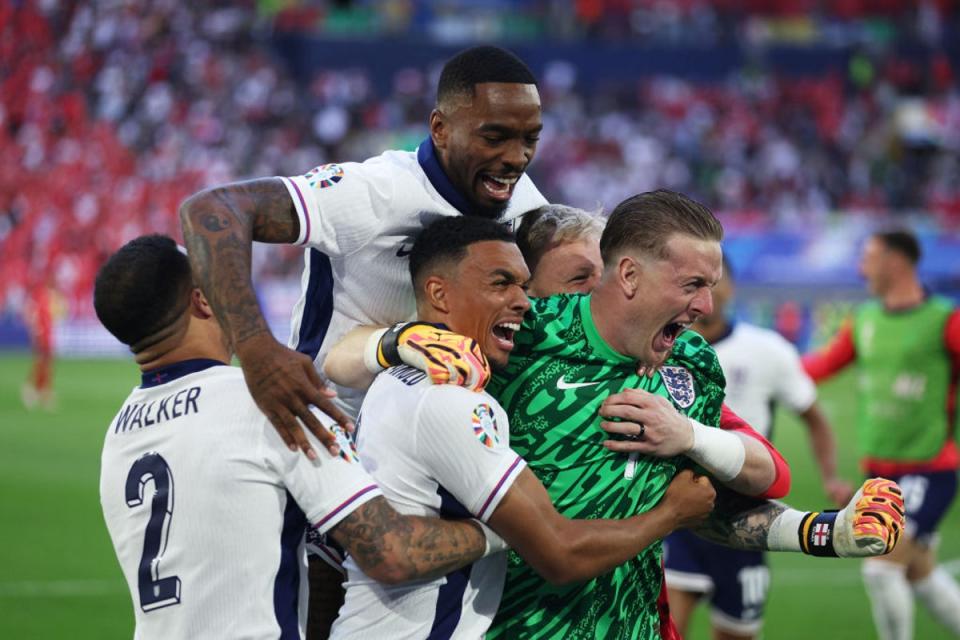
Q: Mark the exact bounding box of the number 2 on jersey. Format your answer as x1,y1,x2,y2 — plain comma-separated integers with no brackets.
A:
125,452,181,611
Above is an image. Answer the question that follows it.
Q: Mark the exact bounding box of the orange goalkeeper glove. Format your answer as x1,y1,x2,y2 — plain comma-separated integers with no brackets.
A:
799,477,905,557
366,323,491,392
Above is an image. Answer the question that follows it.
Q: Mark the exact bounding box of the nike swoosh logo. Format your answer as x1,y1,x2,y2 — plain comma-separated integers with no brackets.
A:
556,376,602,390
396,244,414,258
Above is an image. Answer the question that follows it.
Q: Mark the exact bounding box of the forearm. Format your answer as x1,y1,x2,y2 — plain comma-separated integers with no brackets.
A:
383,516,488,583
691,488,787,551
179,178,297,349
801,321,856,382
331,497,486,585
487,469,679,585
539,509,675,585
688,421,776,497
692,479,904,558
323,326,384,389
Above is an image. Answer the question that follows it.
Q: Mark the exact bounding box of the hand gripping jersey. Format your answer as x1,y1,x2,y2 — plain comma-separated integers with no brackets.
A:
280,138,547,418
99,360,380,640
331,365,527,639
712,322,816,439
486,294,725,640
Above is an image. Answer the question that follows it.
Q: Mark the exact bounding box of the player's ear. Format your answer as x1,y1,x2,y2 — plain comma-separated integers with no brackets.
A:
618,256,640,299
423,275,451,314
429,109,447,150
190,288,215,320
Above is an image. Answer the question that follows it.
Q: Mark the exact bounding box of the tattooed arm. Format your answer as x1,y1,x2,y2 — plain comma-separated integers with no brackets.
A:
690,485,786,551
328,496,489,584
179,179,351,458
691,479,905,557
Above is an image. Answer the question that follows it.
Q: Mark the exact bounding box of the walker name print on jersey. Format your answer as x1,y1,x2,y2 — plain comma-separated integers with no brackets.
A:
304,163,344,189
472,403,500,448
661,366,696,408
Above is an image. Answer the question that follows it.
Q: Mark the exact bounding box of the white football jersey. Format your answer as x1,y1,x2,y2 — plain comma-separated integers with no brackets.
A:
99,360,381,640
330,365,527,639
712,322,817,439
280,139,548,418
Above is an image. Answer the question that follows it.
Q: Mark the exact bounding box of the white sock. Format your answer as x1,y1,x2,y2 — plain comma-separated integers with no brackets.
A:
912,567,960,635
862,560,914,640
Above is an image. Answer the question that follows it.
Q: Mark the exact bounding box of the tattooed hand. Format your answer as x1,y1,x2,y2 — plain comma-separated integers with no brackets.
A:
238,333,354,459
180,178,353,458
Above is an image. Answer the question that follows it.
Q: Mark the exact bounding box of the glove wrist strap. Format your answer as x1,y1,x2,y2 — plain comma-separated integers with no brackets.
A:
798,510,840,557
376,323,417,368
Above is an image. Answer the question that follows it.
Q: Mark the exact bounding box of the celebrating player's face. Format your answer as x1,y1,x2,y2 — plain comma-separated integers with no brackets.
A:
432,83,542,218
625,234,722,367
442,240,531,369
526,237,603,298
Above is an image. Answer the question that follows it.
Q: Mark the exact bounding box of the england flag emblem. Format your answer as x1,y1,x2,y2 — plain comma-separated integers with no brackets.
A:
661,366,696,408
813,522,831,546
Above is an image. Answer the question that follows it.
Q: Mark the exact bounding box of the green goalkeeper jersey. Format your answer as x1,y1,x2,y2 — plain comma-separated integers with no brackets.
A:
486,294,725,639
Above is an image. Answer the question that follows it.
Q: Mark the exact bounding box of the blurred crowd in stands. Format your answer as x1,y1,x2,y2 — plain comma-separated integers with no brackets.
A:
273,0,958,48
1,0,958,322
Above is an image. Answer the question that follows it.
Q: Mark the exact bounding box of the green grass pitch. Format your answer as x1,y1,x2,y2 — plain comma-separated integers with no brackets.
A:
1,353,957,638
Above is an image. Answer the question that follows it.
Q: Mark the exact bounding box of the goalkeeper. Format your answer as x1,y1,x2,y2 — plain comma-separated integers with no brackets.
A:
327,192,905,639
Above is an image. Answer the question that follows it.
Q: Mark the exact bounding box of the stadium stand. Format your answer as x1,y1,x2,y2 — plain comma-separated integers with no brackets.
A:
1,0,958,340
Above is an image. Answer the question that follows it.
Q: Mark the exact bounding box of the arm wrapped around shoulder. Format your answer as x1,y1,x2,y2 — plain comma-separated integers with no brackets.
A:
364,322,491,392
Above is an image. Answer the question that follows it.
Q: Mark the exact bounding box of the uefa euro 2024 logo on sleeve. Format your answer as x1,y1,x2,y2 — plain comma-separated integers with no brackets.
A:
330,424,360,463
471,404,500,448
304,163,344,189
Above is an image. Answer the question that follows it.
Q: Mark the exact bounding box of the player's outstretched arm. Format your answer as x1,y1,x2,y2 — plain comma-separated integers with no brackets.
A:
488,468,715,586
600,389,779,496
327,495,490,585
179,178,352,459
691,478,904,558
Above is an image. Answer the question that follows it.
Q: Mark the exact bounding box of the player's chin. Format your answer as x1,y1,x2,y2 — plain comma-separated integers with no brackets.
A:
485,347,511,372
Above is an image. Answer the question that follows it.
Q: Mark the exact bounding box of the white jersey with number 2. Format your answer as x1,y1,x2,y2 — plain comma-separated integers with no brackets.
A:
99,360,380,640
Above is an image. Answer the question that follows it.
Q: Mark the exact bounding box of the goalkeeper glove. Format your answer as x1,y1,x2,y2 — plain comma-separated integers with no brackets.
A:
364,323,491,392
797,477,905,558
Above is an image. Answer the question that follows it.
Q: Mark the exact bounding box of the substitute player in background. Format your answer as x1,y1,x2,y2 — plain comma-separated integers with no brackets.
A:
95,235,504,639
803,229,960,640
663,256,854,640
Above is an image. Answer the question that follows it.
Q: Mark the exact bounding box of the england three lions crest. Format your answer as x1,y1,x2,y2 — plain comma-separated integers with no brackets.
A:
661,366,696,408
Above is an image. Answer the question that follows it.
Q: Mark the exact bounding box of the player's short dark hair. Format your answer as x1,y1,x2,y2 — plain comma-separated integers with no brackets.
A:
409,216,516,294
94,234,193,348
873,229,921,265
437,45,537,105
600,190,724,266
516,204,604,274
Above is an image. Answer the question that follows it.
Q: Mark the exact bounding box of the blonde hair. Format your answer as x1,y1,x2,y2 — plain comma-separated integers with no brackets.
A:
516,204,605,273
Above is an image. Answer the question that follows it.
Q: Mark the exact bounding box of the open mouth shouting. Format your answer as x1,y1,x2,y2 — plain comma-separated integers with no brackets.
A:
480,174,519,202
652,319,691,356
491,320,521,352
